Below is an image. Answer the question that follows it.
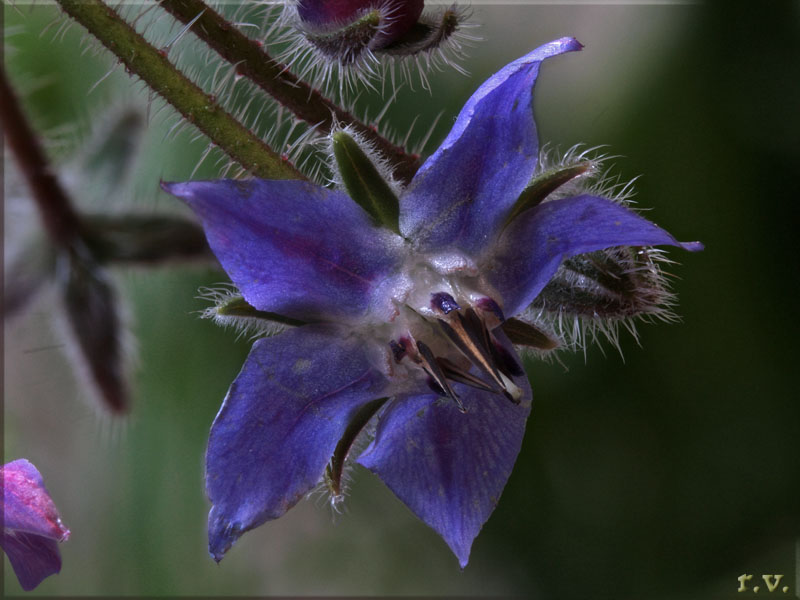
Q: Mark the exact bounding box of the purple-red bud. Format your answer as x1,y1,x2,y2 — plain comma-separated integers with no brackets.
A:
297,0,424,48
1,460,70,591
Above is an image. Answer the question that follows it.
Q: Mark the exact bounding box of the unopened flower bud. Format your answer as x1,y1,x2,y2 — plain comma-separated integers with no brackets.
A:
283,0,473,89
297,0,423,50
59,242,129,414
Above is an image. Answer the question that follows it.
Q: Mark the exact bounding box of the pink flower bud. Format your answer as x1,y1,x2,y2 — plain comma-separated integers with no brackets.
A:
296,0,423,48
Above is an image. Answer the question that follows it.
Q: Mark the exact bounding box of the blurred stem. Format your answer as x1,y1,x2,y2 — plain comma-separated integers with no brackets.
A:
83,214,213,264
159,0,422,185
0,63,82,249
56,0,304,180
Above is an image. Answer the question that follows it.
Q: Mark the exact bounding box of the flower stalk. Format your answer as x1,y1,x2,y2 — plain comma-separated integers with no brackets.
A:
2,49,213,415
159,0,422,185
56,0,303,180
0,63,82,249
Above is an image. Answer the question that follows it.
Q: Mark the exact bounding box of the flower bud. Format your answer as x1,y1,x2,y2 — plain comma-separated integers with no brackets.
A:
297,0,423,50
2,459,70,591
59,242,129,414
283,0,472,88
527,245,679,353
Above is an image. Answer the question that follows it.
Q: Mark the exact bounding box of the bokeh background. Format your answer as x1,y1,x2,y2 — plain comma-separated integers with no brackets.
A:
4,1,799,597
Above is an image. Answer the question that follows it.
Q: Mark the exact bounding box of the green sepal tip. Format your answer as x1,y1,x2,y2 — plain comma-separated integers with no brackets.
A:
381,8,460,56
332,130,401,235
504,161,593,227
214,295,305,328
324,396,389,498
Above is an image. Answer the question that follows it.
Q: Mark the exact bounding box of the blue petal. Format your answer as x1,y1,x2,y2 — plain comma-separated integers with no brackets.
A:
399,37,583,255
0,533,61,592
163,179,402,322
357,336,531,567
1,460,69,591
205,325,388,561
488,194,705,316
1,459,69,541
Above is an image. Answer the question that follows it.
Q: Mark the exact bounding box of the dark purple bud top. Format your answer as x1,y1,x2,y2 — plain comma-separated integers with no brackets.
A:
297,0,424,48
476,296,506,323
431,292,460,314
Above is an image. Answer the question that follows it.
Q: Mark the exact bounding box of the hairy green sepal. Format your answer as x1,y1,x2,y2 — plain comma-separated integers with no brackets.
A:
215,295,305,328
504,161,593,227
304,10,381,64
333,131,401,234
381,8,460,56
534,247,669,320
324,396,389,497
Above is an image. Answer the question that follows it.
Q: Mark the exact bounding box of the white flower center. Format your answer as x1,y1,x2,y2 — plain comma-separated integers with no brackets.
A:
365,247,521,406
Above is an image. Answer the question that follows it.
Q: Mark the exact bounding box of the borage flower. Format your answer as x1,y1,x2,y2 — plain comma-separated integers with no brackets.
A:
164,37,702,567
1,459,70,591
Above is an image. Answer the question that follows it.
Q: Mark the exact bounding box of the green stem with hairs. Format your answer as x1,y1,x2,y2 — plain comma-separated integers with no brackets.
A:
56,0,304,180
0,62,82,248
159,0,422,185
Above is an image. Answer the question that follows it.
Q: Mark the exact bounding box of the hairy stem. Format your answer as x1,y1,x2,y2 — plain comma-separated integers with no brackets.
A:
0,63,82,248
56,0,303,180
159,0,422,185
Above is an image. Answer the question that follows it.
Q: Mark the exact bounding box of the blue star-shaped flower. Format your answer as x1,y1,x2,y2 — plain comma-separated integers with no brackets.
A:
164,37,702,567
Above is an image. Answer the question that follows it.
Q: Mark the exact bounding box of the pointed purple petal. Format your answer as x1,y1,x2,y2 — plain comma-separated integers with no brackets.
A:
1,533,62,591
399,37,583,254
205,325,388,561
1,459,70,541
163,179,402,321
489,194,704,316
357,336,531,567
1,460,69,591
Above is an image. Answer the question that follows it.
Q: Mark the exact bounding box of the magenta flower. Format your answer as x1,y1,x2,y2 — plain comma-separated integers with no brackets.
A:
1,459,70,591
164,37,702,567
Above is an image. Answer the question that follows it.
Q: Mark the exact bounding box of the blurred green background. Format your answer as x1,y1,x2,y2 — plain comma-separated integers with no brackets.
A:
4,2,799,597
